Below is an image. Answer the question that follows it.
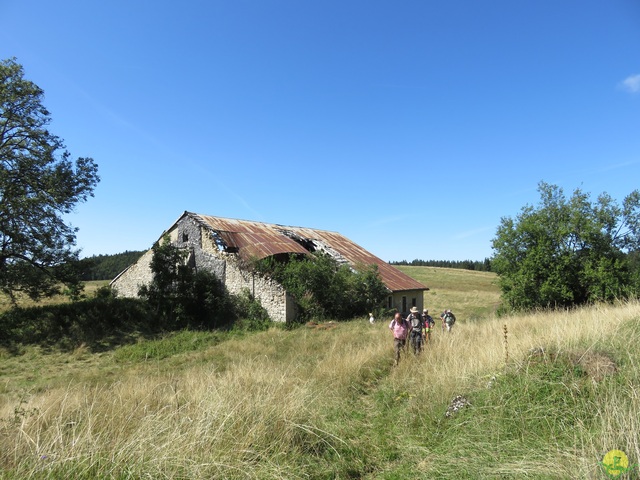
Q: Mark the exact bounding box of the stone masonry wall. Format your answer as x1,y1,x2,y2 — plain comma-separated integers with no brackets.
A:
111,214,293,323
193,217,292,323
110,249,154,298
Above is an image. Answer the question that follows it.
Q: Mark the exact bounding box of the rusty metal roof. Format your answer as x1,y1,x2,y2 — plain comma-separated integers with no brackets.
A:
183,212,427,292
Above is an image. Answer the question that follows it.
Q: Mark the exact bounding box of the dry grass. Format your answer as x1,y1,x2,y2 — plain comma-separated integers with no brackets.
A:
391,300,635,394
1,323,391,478
1,268,639,478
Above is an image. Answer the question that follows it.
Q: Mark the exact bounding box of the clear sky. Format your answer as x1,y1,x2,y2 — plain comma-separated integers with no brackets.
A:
1,1,639,262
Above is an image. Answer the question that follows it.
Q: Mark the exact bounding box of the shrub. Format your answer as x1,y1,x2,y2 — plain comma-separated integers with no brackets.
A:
492,182,640,311
253,253,388,322
138,236,237,330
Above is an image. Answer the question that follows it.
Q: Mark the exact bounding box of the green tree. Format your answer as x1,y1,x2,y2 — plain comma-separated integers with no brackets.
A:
138,236,234,329
350,263,390,316
0,58,99,302
491,182,640,311
253,253,389,321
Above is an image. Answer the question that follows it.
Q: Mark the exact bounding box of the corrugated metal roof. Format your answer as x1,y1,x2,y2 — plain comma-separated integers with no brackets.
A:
186,212,428,292
219,231,310,259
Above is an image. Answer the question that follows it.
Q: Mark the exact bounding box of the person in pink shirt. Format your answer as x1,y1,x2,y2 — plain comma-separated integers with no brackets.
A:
389,312,410,366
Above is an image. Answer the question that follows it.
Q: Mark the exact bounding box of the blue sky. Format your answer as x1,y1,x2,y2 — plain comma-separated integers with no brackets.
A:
1,0,639,262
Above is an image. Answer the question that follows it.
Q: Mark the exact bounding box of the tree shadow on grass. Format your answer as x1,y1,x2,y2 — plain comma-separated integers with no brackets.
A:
0,296,162,355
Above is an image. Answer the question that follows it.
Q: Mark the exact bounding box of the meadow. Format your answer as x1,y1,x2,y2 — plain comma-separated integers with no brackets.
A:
1,269,638,479
0,280,110,312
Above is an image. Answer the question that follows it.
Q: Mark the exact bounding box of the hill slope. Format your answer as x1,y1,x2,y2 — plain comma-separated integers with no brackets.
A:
397,265,500,320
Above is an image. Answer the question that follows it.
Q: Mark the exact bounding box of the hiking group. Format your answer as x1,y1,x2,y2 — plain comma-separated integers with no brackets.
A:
388,307,456,366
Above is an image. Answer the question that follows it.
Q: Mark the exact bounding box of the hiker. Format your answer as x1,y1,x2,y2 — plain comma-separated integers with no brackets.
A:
389,312,410,365
407,306,425,354
440,309,456,333
369,312,375,324
422,308,435,342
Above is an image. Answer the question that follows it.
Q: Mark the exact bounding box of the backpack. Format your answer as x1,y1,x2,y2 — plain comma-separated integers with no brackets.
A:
444,312,456,325
409,314,422,332
391,318,409,329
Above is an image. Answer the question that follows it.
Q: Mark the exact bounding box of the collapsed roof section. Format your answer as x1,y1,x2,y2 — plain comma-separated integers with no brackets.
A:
177,211,428,293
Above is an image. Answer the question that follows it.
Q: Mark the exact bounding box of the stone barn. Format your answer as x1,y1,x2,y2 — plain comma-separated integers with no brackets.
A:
111,212,429,322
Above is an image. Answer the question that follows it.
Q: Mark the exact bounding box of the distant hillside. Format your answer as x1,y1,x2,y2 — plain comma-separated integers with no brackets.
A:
80,250,146,281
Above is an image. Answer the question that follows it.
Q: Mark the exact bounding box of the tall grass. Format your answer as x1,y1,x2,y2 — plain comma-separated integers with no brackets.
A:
1,324,390,478
1,298,639,477
388,301,640,478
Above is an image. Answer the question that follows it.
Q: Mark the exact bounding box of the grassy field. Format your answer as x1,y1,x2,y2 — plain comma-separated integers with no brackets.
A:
0,280,110,313
1,268,639,479
395,265,501,321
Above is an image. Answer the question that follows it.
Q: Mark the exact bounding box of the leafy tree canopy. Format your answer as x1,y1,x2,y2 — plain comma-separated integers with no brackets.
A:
253,252,389,321
0,58,99,301
491,182,640,311
138,236,240,330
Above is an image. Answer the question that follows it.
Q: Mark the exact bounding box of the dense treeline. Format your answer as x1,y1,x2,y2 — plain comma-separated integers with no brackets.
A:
390,258,492,272
80,250,146,281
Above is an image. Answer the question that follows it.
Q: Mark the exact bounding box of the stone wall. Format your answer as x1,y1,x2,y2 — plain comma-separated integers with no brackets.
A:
110,249,154,297
111,215,294,323
190,217,293,323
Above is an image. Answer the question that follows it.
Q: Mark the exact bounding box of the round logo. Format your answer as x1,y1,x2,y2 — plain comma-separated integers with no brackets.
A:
602,450,629,477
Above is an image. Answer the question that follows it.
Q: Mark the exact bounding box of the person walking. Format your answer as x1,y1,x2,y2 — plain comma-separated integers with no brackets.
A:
440,309,456,333
422,309,434,343
407,306,425,355
389,312,410,366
